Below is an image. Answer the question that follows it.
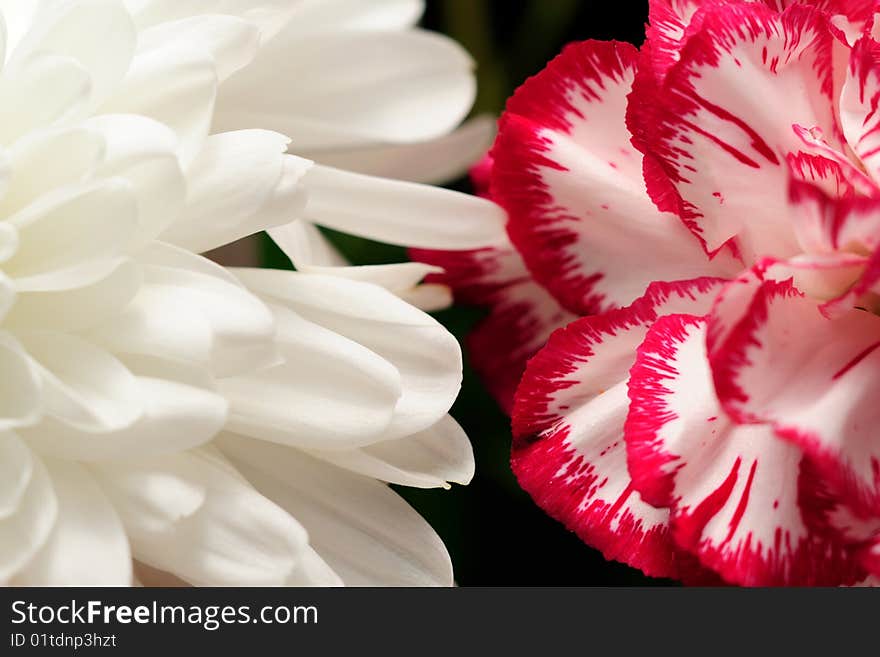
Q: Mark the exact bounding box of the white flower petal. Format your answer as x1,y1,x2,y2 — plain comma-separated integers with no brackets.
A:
5,179,138,279
0,272,11,322
0,53,91,141
215,30,474,147
301,114,495,184
18,330,143,434
23,335,143,446
13,258,130,294
398,283,452,312
5,258,142,332
300,164,507,249
0,444,56,583
0,221,16,263
282,0,423,36
84,283,214,367
126,0,298,44
21,372,226,462
9,0,136,108
285,545,343,587
135,243,278,377
276,259,451,311
102,40,217,166
86,114,187,245
1,125,104,217
0,430,33,519
220,434,453,586
292,260,438,292
0,1,28,59
13,458,131,585
161,130,310,254
235,270,462,440
138,14,260,82
0,331,41,430
220,303,401,450
311,415,474,489
267,219,346,268
93,448,310,586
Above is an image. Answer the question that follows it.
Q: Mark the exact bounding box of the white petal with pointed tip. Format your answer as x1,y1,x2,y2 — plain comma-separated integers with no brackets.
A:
235,270,462,440
301,164,507,249
310,414,474,489
220,434,454,587
161,130,310,253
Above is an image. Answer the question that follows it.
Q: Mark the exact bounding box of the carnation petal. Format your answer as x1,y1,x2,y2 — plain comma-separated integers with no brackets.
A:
709,276,880,516
511,278,726,580
495,39,728,315
626,313,859,585
840,36,880,183
631,3,835,260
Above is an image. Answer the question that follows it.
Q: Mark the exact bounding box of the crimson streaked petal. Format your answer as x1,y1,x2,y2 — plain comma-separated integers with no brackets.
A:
709,276,880,516
840,36,880,183
511,278,726,579
626,313,861,585
495,39,727,315
630,3,837,260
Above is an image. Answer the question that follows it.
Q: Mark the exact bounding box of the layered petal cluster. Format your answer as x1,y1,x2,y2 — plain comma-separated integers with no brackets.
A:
417,0,880,585
1,0,507,585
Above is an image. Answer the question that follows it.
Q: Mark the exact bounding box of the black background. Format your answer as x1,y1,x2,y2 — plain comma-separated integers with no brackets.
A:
412,1,655,585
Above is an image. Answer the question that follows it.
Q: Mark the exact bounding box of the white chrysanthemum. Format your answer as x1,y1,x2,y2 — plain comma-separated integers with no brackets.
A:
0,0,506,586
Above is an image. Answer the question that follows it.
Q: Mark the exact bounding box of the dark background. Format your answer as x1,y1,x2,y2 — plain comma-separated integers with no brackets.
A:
265,0,656,585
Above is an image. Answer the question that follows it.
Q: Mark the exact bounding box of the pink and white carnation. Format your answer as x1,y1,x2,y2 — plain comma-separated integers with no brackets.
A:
417,0,880,585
